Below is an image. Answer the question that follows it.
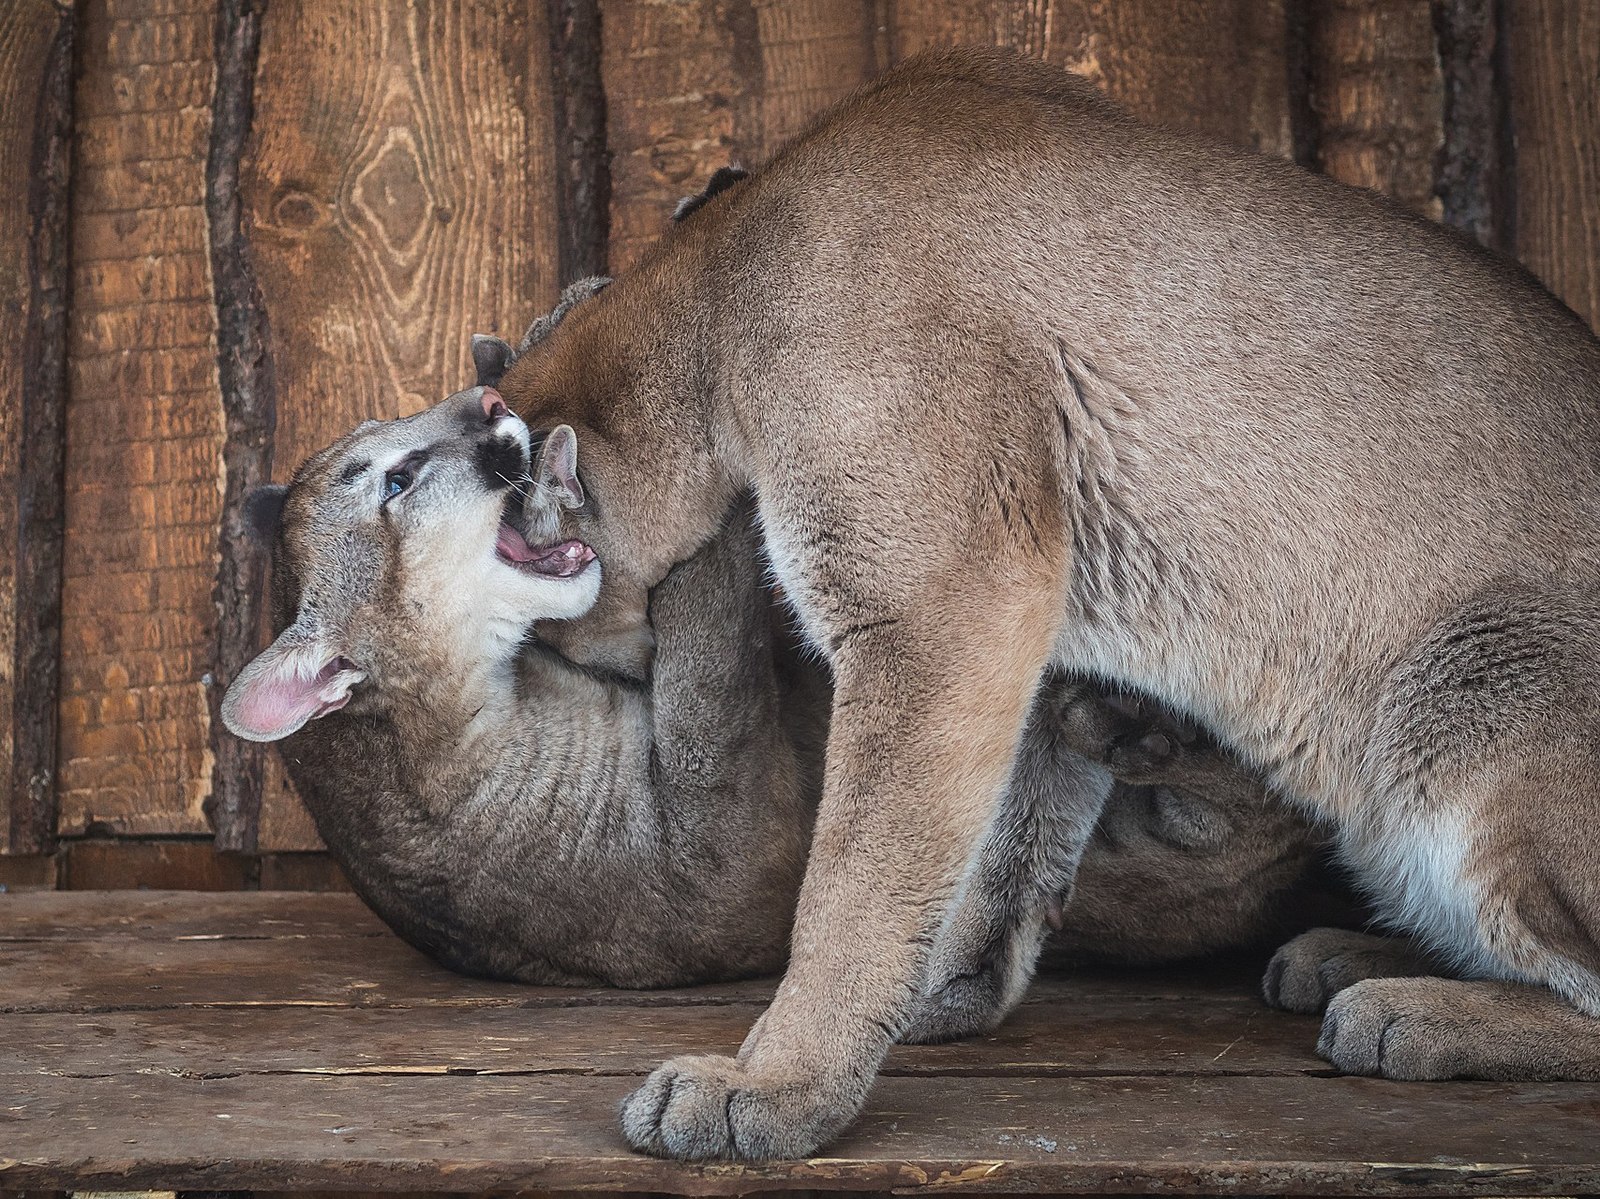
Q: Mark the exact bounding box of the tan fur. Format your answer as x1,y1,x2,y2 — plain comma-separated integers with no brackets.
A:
494,48,1600,1158
222,379,1332,995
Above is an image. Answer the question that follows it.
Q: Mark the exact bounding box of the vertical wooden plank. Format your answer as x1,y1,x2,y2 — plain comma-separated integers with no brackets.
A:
1506,0,1600,330
58,0,222,840
889,0,1295,158
548,0,610,282
601,0,880,274
0,1,73,855
205,0,273,852
1303,0,1444,216
745,1,883,153
243,1,564,849
600,1,750,274
1434,0,1510,250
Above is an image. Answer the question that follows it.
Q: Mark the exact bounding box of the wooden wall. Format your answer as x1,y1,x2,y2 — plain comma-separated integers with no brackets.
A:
1,0,1597,890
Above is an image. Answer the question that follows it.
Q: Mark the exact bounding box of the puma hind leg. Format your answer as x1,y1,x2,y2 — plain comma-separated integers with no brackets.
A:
1312,595,1600,1075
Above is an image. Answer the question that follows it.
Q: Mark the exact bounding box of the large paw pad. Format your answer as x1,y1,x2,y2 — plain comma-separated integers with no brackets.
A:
620,1054,849,1161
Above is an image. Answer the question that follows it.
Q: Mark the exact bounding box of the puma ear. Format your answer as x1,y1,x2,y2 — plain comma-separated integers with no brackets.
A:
672,165,749,221
242,483,290,541
220,618,366,743
471,334,516,387
536,424,584,509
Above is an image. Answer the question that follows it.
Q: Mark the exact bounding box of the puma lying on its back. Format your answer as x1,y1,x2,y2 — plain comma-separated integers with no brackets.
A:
221,387,811,985
494,48,1600,1156
219,305,1329,991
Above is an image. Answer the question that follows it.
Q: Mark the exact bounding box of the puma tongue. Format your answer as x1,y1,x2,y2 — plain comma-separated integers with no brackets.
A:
495,524,595,578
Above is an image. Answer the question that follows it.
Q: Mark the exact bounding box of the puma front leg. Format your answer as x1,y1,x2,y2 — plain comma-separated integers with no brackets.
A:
620,567,1065,1159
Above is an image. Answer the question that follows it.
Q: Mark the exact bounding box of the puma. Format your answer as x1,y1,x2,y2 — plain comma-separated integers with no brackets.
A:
218,337,1327,990
489,48,1600,1157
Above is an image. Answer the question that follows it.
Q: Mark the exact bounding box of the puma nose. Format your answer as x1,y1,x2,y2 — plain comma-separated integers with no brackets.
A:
481,387,510,422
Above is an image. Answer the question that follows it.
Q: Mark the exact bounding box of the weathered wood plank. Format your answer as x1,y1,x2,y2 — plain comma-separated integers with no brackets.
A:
0,853,57,892
547,0,609,281
1505,0,1600,329
600,0,879,274
57,837,258,891
1433,0,1508,249
889,0,1294,157
0,989,1324,1080
1303,0,1443,214
205,0,275,853
0,930,1262,1014
243,0,566,850
0,931,757,1011
600,0,756,274
0,888,388,939
58,0,222,842
1,1071,1596,1195
0,0,73,855
602,0,1294,277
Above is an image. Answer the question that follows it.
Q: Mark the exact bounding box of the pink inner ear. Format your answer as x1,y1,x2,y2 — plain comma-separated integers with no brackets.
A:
232,656,349,740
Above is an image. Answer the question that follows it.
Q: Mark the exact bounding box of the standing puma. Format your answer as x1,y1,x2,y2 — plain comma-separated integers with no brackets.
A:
218,370,1324,989
494,48,1600,1157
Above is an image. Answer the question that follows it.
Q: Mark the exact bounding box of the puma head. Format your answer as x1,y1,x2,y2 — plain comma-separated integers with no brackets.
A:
220,387,599,742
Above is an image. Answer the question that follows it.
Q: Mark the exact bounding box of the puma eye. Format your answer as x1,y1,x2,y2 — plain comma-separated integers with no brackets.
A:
382,465,416,502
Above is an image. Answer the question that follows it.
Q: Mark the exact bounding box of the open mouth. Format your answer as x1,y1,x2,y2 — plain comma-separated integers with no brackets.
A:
494,521,596,578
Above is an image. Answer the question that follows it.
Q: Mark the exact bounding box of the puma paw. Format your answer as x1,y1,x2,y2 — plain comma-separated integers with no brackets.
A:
619,1053,858,1160
1262,928,1426,1013
1318,977,1475,1079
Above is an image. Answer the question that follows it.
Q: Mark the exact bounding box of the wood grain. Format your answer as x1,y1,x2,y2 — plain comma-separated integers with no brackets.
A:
889,0,1295,157
547,0,610,281
602,0,1292,277
242,0,565,849
1506,0,1600,330
57,0,222,841
1433,0,1508,249
0,992,1325,1080
600,0,755,274
0,0,73,855
1304,0,1443,214
2,1071,1598,1195
2,891,1597,1194
601,0,882,274
0,887,389,938
205,0,276,852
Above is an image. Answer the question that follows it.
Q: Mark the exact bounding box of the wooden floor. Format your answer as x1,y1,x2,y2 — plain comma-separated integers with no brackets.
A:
1,892,1597,1196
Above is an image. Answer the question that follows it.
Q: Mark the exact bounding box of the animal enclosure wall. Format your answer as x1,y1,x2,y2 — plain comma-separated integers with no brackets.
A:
1,0,1597,888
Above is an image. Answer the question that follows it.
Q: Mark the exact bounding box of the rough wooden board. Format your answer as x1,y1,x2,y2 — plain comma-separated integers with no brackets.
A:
0,855,57,893
57,0,221,841
1505,0,1600,330
599,0,755,274
889,0,1294,158
0,0,72,855
0,888,388,939
741,2,882,162
0,932,768,1012
0,932,1264,1015
242,0,566,851
602,0,1293,277
0,990,1324,1080
547,0,609,282
57,838,260,891
1432,0,1507,249
257,851,353,892
1304,0,1443,214
1,1071,1597,1195
206,0,277,854
600,0,882,275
